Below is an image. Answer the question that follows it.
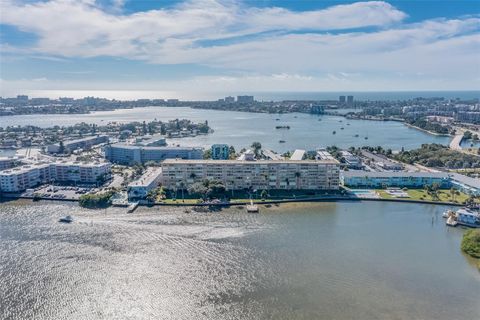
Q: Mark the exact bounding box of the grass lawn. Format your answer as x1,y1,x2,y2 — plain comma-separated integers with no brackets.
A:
159,199,201,204
375,189,471,203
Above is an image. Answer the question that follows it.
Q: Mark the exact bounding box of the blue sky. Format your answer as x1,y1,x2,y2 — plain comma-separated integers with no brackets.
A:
0,0,479,99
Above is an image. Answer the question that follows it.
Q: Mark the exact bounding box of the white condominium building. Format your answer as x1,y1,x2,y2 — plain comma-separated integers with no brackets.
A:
0,163,53,192
0,161,111,192
161,159,340,190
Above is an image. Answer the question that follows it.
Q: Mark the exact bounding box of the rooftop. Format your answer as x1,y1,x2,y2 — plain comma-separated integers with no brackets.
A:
162,159,339,165
342,171,450,178
290,149,306,161
450,173,480,189
109,143,202,151
129,167,163,187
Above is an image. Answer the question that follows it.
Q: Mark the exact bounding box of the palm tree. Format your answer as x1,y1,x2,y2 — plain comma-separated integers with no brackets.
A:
449,187,456,201
179,182,185,202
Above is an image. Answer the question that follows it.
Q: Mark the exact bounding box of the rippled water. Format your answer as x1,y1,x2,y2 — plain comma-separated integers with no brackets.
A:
1,200,479,320
0,107,451,151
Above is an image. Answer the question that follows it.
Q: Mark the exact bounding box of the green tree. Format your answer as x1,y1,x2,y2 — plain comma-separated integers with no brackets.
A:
251,142,262,157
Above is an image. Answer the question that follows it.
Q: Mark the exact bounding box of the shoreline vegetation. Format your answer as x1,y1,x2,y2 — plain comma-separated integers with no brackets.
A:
6,188,476,208
78,191,114,208
461,229,480,270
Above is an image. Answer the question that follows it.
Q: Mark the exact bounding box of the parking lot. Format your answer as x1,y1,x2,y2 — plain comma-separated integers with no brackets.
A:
22,185,101,200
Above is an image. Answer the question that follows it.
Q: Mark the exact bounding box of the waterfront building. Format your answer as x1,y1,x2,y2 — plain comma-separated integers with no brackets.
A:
0,163,52,192
211,144,230,160
127,167,163,200
341,171,451,188
47,135,109,154
449,173,480,196
339,96,346,104
160,159,340,191
237,95,254,103
0,161,111,192
53,162,111,184
104,143,203,165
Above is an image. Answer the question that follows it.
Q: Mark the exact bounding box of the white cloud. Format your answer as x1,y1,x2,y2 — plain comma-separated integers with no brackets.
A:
0,0,479,92
0,0,407,59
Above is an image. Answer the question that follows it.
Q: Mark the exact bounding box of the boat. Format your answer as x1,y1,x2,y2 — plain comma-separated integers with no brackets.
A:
127,202,139,213
246,200,259,213
354,134,359,137
279,140,286,143
340,127,344,130
446,216,458,227
275,125,290,129
364,136,369,140
332,131,336,134
456,207,480,228
442,210,452,218
59,215,73,223
444,208,480,228
275,118,280,121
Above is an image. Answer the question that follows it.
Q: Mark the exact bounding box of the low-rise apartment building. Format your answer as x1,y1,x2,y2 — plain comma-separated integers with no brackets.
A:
104,143,203,165
0,161,111,192
341,171,451,189
127,167,163,200
161,159,340,191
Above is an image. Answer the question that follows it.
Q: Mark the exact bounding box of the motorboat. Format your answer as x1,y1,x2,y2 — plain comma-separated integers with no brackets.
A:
246,200,259,213
446,216,458,227
444,208,479,228
59,215,73,223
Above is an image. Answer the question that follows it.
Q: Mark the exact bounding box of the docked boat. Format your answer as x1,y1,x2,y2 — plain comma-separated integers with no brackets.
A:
446,216,458,227
444,207,480,228
59,215,73,223
456,208,480,227
246,200,259,213
275,125,290,129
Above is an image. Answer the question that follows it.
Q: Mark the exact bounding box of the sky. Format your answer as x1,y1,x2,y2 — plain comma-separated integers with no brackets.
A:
0,0,479,99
